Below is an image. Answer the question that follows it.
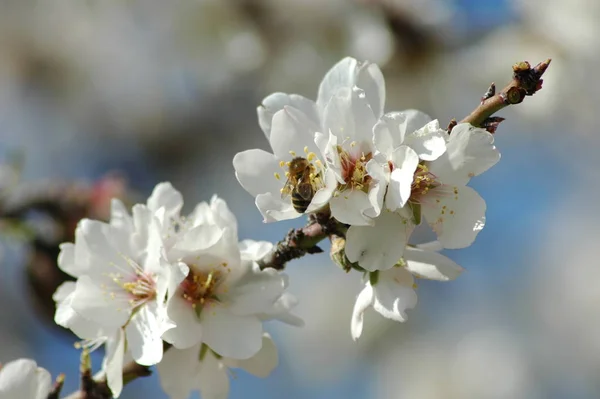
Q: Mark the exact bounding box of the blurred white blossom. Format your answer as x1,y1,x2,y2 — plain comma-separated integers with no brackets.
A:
0,358,51,399
158,334,278,399
375,329,539,399
351,244,462,340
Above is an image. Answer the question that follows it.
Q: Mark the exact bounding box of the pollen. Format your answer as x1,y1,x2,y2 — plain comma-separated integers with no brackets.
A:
408,162,440,205
304,146,309,154
105,256,157,309
279,160,285,168
180,267,224,313
307,152,317,161
289,150,296,156
336,145,373,194
274,172,281,180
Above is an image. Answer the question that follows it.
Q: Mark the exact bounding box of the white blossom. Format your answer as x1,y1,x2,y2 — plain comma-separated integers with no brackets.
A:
0,359,51,399
149,184,298,360
158,334,278,399
351,245,463,340
53,197,182,397
346,112,500,271
233,56,387,223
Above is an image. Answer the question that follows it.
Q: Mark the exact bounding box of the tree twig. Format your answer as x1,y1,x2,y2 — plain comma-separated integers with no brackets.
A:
456,59,551,132
257,209,348,271
63,350,153,399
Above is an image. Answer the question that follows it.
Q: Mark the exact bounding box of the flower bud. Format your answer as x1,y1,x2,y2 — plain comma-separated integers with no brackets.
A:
330,235,364,273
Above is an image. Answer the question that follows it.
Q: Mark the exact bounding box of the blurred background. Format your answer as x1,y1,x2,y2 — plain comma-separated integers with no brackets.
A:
0,0,598,398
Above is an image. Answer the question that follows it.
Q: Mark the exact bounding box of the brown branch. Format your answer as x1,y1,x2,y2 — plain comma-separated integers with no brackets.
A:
62,346,162,399
257,209,348,271
457,59,551,131
47,373,65,399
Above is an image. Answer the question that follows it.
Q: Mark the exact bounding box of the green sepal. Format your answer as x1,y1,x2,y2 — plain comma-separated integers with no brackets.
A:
410,202,422,225
199,344,209,362
369,270,380,286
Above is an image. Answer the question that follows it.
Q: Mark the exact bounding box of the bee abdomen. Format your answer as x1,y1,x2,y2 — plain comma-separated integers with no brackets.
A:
291,192,311,213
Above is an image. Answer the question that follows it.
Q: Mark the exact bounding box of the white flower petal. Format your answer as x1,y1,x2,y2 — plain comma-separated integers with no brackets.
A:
163,296,204,349
109,198,133,231
208,196,239,238
351,284,374,341
33,367,51,399
404,119,447,161
268,107,320,161
429,123,501,186
317,57,385,118
226,334,279,378
196,352,230,399
201,305,263,359
387,146,419,211
131,204,165,273
259,291,304,327
239,240,273,262
422,185,486,249
257,93,319,139
323,86,377,144
126,303,166,366
54,283,108,340
146,182,183,222
305,168,337,213
345,211,412,271
398,109,434,139
0,359,51,399
329,189,373,226
319,132,346,184
71,275,131,328
52,281,74,303
355,62,386,118
373,110,433,154
404,246,464,281
157,345,201,399
365,159,388,217
78,219,135,276
227,265,285,316
104,329,125,398
372,268,417,322
57,242,78,277
373,112,405,156
233,149,284,198
415,240,444,251
170,224,224,255
255,192,299,223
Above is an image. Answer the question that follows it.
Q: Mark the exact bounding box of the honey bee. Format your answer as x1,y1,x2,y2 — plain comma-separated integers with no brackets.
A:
282,157,315,213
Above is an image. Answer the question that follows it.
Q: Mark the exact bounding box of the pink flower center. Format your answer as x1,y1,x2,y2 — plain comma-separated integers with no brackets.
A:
409,163,439,204
180,263,230,311
120,273,157,308
337,145,372,192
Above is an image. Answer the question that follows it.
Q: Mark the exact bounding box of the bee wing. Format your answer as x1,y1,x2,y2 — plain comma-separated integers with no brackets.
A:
281,176,293,199
296,183,314,200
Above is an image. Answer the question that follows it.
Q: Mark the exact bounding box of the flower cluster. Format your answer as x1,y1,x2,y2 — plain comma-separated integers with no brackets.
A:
53,183,300,398
234,57,500,340
0,55,506,399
